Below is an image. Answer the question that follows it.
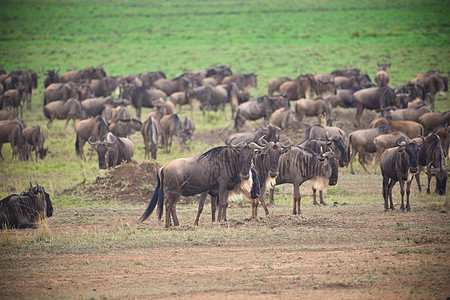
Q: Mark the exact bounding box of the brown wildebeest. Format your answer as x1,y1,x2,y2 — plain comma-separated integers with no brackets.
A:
44,68,61,88
333,73,372,89
121,84,165,120
222,73,257,91
138,140,259,228
271,107,299,130
110,118,142,138
0,121,25,160
22,125,48,162
154,98,175,116
44,98,87,130
267,76,292,95
89,76,120,97
314,80,336,98
100,104,132,124
279,74,315,100
138,70,166,89
43,82,80,104
89,132,134,169
60,66,106,82
225,125,281,145
375,62,391,87
141,116,162,160
0,110,18,121
294,98,332,126
436,125,450,158
0,182,53,228
2,88,25,118
380,138,424,211
409,71,446,109
153,73,192,96
387,105,432,122
373,131,408,164
369,117,424,139
75,116,110,161
348,125,394,174
394,83,427,103
306,123,346,141
81,96,122,117
170,91,187,112
328,86,365,108
160,114,192,153
418,111,450,135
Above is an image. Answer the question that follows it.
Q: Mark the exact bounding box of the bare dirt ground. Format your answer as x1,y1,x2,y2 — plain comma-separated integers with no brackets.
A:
1,108,449,299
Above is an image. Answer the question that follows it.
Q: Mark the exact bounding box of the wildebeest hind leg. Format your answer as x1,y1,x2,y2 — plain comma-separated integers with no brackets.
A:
194,192,208,226
388,179,396,210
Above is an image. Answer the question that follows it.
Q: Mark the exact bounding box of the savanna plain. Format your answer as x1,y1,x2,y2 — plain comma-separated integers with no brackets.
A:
0,0,449,299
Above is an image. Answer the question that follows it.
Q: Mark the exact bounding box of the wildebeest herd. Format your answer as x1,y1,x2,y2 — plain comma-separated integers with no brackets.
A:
0,64,448,229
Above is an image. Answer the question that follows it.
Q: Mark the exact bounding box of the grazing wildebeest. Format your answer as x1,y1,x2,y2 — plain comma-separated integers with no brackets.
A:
294,98,333,126
270,107,299,129
369,117,424,139
222,73,257,91
234,94,289,132
182,116,195,146
44,98,87,130
1,88,25,118
225,125,281,145
89,76,120,97
413,134,447,195
387,105,432,122
353,86,406,127
279,74,315,100
380,138,424,211
373,132,408,164
153,73,192,96
348,125,394,174
22,126,48,161
409,71,446,109
0,121,25,160
75,116,110,161
160,114,192,153
60,66,106,82
43,82,80,105
314,80,336,98
89,132,134,169
121,84,165,119
44,68,61,88
267,146,338,214
138,141,259,228
141,116,162,160
0,182,53,228
110,118,142,138
267,76,292,95
139,70,166,89
375,63,391,87
418,111,450,135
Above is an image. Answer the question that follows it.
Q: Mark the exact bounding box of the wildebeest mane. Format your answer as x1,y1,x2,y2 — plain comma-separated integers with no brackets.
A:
197,146,226,161
292,145,316,157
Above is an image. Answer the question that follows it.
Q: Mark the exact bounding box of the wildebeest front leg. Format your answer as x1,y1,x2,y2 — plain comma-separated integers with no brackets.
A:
319,191,326,205
426,170,432,194
406,180,413,211
398,179,406,212
251,198,258,218
388,179,396,210
312,188,319,205
268,186,275,206
194,192,208,226
292,183,302,215
211,195,217,223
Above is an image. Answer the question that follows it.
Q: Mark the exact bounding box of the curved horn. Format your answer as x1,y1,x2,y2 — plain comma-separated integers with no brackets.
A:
396,136,407,146
88,136,100,145
258,135,268,147
248,142,265,150
106,133,117,144
277,137,293,149
414,136,425,146
229,138,247,148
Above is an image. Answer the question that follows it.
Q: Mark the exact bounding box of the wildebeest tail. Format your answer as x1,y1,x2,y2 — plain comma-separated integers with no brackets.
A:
157,169,165,220
75,135,80,156
138,169,163,223
234,109,240,129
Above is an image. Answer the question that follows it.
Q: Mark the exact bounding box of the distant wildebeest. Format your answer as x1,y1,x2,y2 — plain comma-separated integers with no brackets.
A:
270,107,299,129
294,98,332,126
154,98,175,116
169,91,187,112
267,146,338,214
353,86,407,127
22,126,48,161
306,123,347,142
328,86,365,109
333,73,372,89
279,74,315,100
0,121,25,160
386,105,432,122
373,131,408,164
139,70,166,89
234,94,289,132
141,116,162,160
89,76,120,97
121,84,165,120
375,62,391,87
89,132,134,169
409,71,447,109
267,76,292,95
101,104,132,124
436,125,450,158
60,66,106,83
81,96,121,117
394,83,426,103
138,141,259,228
43,82,80,105
159,114,192,153
1,88,25,118
222,73,257,91
314,80,336,98
153,73,192,96
305,126,348,167
369,117,424,139
44,98,87,130
380,138,424,211
225,125,281,145
418,111,450,135
0,182,53,228
413,134,447,195
110,118,142,138
348,125,394,174
18,71,38,110
75,116,110,161
44,68,61,88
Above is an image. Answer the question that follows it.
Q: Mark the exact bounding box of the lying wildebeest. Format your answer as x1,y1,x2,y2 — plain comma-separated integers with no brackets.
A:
75,116,110,161
409,71,446,109
413,134,447,195
267,76,292,95
81,96,121,117
44,68,61,88
159,114,192,153
138,140,259,228
110,118,142,138
139,70,166,89
353,86,407,127
89,132,134,169
60,66,106,82
0,182,53,228
267,146,338,214
294,98,332,126
348,125,394,174
386,105,432,122
153,73,192,96
234,94,289,132
279,74,315,100
1,88,25,118
22,125,48,161
44,98,87,130
418,111,450,135
0,121,25,160
369,117,424,139
270,107,299,129
380,138,424,211
222,73,257,91
314,80,336,98
225,125,281,145
375,62,391,87
141,116,162,160
89,76,120,97
373,131,408,164
121,84,165,120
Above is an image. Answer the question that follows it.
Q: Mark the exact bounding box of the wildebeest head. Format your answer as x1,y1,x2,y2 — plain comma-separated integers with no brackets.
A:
228,139,258,181
326,132,348,167
433,169,447,195
397,137,424,174
258,136,292,178
89,134,116,169
29,181,53,218
316,148,338,186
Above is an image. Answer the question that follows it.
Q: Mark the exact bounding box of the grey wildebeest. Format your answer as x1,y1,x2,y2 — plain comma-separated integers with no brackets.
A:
225,125,281,145
267,76,292,95
89,132,134,169
333,73,372,89
294,98,332,126
373,131,408,164
89,76,120,97
394,83,426,103
413,134,447,195
75,116,110,161
279,74,315,100
60,66,106,83
306,123,347,142
234,94,289,132
270,107,299,129
138,70,167,89
22,126,48,161
267,146,338,214
418,111,450,135
153,73,192,96
348,125,394,174
81,96,121,117
0,182,53,228
328,86,365,108
0,120,25,160
436,125,450,158
121,84,165,120
44,98,87,130
380,138,424,211
353,86,407,127
222,73,257,91
387,105,432,122
159,114,192,153
369,117,424,139
141,116,162,160
110,118,142,138
43,82,80,105
375,63,391,87
305,126,349,167
138,141,259,228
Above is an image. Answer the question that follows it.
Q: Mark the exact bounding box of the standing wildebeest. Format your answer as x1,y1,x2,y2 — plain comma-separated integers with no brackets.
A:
138,141,258,228
234,94,289,132
380,138,424,211
22,126,48,161
0,121,25,160
306,123,347,141
141,116,162,160
315,80,336,98
44,68,61,88
295,98,333,126
373,132,408,164
375,63,391,87
270,107,299,129
305,127,348,167
44,98,87,130
225,125,281,145
267,146,338,214
0,182,53,228
348,125,394,174
81,96,120,117
436,125,450,158
121,84,165,120
267,76,292,95
369,117,424,139
89,76,120,97
328,86,365,108
89,132,134,169
414,134,447,195
387,105,432,122
222,73,257,91
159,114,192,153
1,88,25,118
418,111,450,135
60,66,106,82
353,86,407,127
394,83,426,103
139,70,166,89
153,73,192,96
333,74,372,89
18,71,38,110
75,116,110,161
43,82,80,105
110,118,142,138
279,74,315,100
409,71,446,109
